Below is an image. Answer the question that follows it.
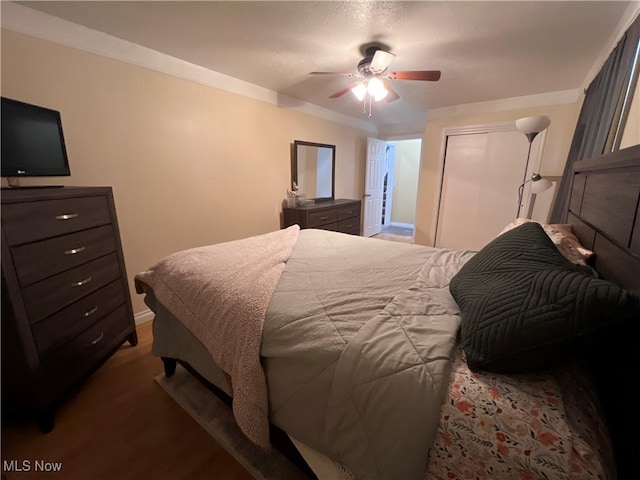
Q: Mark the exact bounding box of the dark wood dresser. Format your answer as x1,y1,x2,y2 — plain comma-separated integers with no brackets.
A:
1,186,137,431
283,199,361,235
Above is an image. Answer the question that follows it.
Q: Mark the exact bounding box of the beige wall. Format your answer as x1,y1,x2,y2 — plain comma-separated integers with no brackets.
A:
390,139,421,225
414,102,581,246
1,30,370,314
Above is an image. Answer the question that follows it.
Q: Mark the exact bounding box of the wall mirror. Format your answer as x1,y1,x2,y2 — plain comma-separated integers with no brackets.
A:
292,140,335,201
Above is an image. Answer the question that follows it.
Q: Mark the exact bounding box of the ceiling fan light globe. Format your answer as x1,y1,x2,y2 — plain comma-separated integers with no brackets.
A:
373,88,389,102
351,82,367,101
367,77,386,97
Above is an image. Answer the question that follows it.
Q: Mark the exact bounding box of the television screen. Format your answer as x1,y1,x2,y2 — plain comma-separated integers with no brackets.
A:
1,97,71,177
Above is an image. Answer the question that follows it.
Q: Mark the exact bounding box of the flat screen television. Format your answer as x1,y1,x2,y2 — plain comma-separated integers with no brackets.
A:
1,97,71,177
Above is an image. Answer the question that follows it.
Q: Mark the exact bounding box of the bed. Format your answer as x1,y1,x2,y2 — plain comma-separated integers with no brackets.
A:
135,144,639,480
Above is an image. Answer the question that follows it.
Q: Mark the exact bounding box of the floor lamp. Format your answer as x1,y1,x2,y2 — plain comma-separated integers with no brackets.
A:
515,115,552,218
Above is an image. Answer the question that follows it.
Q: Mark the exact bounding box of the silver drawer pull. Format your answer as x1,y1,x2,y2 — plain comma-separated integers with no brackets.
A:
71,276,92,288
345,210,352,214
55,213,78,220
82,306,99,318
64,246,86,255
320,216,329,220
345,224,353,229
88,331,104,346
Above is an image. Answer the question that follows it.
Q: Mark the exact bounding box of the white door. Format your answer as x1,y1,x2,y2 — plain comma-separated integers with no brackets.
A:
363,137,387,237
435,130,539,251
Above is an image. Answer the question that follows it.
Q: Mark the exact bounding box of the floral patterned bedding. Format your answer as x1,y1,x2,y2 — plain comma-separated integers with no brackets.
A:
425,349,615,480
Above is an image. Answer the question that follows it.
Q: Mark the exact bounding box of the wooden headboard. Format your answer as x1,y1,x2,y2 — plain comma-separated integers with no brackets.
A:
567,144,640,291
566,144,640,478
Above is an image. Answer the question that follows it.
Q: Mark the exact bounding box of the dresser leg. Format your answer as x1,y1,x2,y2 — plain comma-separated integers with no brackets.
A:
35,409,55,434
162,357,177,377
128,330,138,347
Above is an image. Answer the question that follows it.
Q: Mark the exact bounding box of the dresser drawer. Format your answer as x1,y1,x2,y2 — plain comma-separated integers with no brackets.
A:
12,225,117,287
22,253,122,323
308,209,338,228
338,217,360,234
32,280,125,355
40,305,130,396
337,205,359,220
2,195,111,246
315,222,338,232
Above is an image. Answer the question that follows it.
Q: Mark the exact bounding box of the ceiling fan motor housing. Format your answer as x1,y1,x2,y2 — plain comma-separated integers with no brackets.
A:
357,47,384,76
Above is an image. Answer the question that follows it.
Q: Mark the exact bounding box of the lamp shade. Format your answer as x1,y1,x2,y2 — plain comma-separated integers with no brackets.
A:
515,115,551,134
531,176,553,194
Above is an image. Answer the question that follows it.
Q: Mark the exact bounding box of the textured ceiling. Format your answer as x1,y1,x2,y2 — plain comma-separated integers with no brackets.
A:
17,1,633,131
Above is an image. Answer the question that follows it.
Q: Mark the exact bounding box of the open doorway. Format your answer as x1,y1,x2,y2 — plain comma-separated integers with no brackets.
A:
380,138,421,240
364,137,421,242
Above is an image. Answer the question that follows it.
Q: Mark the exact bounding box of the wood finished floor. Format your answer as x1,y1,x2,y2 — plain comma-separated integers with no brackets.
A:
1,321,252,480
372,226,414,243
380,226,413,236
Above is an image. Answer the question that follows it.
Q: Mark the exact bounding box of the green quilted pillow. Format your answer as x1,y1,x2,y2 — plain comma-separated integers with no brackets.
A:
450,222,640,372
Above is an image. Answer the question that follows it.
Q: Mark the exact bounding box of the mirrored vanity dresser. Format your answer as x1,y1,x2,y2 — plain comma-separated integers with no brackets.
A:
284,140,361,235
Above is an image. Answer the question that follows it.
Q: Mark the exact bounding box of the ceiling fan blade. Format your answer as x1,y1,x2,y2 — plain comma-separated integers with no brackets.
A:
390,70,441,81
370,50,396,73
385,83,400,103
328,82,361,98
310,71,354,76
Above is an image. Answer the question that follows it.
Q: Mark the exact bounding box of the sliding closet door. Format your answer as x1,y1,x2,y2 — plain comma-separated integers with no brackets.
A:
435,133,486,250
435,130,530,251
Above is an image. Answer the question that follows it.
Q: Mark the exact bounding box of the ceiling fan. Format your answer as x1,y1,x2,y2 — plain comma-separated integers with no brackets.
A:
310,45,441,116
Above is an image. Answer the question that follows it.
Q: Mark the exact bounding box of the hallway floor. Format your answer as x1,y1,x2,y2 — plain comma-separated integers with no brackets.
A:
372,225,414,243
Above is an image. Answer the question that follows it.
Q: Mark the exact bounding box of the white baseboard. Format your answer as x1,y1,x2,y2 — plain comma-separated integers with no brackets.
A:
134,309,154,325
389,222,415,229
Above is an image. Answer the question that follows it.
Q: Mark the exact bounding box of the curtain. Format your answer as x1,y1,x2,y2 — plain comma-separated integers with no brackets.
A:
550,15,640,223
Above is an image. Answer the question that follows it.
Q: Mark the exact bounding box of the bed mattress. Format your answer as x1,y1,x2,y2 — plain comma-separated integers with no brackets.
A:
144,229,614,479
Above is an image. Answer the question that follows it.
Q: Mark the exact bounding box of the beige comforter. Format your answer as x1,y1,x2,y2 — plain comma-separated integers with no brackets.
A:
134,225,300,448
